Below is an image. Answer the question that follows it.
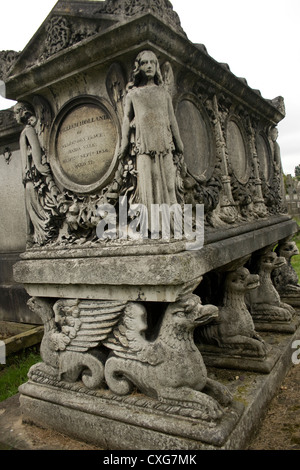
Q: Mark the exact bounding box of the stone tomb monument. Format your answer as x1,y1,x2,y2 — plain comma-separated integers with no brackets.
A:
2,0,300,449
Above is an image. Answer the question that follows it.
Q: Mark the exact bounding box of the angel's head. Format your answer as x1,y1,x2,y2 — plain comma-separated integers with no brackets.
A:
14,101,35,125
269,126,278,142
130,50,163,88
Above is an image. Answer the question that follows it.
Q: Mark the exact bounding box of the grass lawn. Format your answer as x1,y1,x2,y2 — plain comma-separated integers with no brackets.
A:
0,346,41,402
291,237,300,278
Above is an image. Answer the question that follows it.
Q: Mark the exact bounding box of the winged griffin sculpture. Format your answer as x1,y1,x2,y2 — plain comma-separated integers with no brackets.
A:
28,294,232,421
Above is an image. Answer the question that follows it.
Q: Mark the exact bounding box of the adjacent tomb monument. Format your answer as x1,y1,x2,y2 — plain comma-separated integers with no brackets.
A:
1,0,299,449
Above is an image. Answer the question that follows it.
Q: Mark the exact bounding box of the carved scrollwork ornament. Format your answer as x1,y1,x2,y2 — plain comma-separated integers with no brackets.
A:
42,16,100,61
45,16,71,56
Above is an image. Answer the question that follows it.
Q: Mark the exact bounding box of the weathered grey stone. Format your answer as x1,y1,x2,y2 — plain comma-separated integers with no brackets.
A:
0,110,26,252
226,119,250,185
50,97,120,193
13,218,297,303
247,249,299,332
27,294,233,422
175,96,215,179
0,109,35,323
198,340,282,374
19,382,242,450
196,266,279,372
199,267,265,354
0,0,298,450
272,238,300,305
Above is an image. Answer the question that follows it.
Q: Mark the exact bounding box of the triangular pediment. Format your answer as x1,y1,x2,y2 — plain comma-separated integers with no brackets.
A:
5,1,117,78
5,0,185,79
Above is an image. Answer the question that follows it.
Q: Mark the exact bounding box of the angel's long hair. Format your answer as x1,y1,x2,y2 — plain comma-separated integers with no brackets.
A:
127,50,163,90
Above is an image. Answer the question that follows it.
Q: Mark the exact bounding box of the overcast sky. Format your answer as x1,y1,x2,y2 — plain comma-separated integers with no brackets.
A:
0,0,299,175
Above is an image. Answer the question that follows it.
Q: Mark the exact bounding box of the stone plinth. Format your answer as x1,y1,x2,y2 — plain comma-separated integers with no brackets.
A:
18,325,300,450
2,0,298,451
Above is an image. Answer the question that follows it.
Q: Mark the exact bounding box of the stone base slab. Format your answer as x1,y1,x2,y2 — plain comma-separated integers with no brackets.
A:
279,295,300,308
18,325,300,450
253,311,300,333
198,332,284,373
19,381,243,450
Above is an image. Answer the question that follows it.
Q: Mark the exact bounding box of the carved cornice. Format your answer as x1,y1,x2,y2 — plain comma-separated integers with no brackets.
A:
96,0,186,36
42,0,185,61
5,8,284,129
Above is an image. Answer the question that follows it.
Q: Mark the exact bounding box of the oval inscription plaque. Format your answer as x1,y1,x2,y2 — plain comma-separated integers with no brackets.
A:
226,120,249,184
256,133,272,182
50,98,119,193
176,98,215,179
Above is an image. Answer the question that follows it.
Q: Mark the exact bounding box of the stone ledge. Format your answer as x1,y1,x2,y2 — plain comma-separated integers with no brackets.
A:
13,218,297,303
19,383,242,450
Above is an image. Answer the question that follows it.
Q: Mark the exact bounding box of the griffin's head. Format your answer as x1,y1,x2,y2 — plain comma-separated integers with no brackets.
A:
165,294,218,330
277,241,299,260
259,251,286,272
27,297,53,320
225,267,260,293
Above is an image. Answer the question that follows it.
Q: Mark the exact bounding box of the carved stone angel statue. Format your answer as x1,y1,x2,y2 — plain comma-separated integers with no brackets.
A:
118,50,184,232
14,101,60,246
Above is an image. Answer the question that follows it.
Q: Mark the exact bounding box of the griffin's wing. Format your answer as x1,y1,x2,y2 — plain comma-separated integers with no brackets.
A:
53,299,127,353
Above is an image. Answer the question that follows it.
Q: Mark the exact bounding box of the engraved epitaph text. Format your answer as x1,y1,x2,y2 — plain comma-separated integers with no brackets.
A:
53,102,118,191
